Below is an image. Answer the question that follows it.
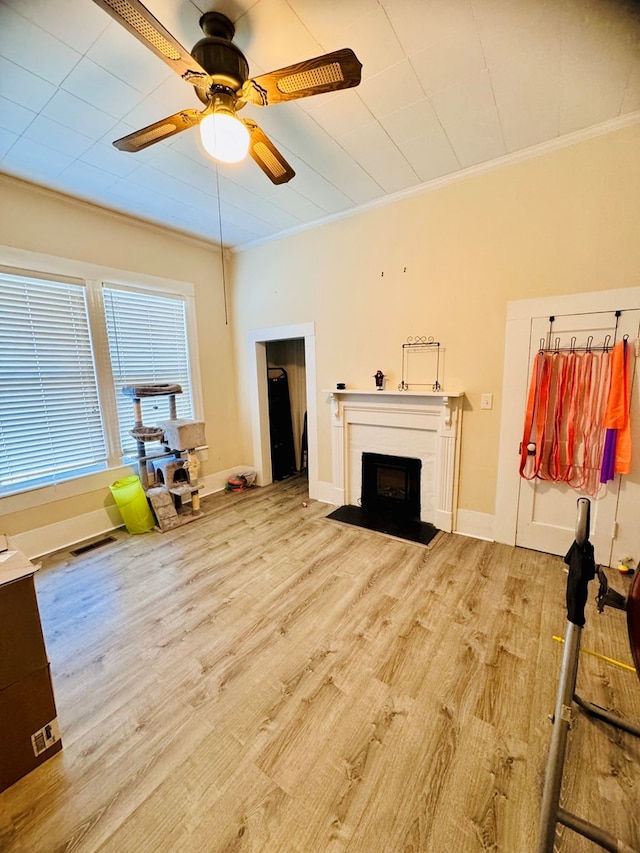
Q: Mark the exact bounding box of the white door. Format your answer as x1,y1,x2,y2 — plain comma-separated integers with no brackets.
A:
516,309,640,567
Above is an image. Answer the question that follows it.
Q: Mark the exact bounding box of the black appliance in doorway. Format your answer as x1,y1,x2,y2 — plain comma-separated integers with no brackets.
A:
267,367,297,480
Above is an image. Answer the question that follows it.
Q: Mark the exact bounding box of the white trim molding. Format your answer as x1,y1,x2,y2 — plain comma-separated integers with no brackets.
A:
324,389,464,532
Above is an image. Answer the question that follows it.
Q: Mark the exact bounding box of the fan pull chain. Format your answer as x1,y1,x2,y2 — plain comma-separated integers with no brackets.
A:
215,163,229,326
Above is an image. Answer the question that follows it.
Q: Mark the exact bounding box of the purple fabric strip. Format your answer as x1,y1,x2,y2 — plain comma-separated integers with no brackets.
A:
600,429,617,483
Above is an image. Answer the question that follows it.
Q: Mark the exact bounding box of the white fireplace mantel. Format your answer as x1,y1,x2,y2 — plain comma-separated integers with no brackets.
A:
324,388,464,533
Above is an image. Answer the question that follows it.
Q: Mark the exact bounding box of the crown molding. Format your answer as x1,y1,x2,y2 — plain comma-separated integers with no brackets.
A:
0,172,221,253
233,110,640,254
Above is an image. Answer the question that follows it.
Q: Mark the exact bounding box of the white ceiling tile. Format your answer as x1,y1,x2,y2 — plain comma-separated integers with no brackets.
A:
559,65,630,123
397,131,459,183
103,176,180,219
0,5,81,85
432,73,506,166
0,126,19,157
273,188,333,221
380,99,443,145
307,90,373,138
342,5,405,79
470,0,512,19
2,0,109,53
121,73,200,131
357,60,425,117
383,0,476,55
144,145,215,191
234,0,323,72
2,0,638,247
0,57,57,112
58,159,119,195
477,0,562,69
559,90,626,137
283,169,352,215
499,98,559,152
126,163,214,210
339,122,419,193
286,0,378,47
42,89,119,140
490,53,559,109
61,57,147,120
80,141,141,178
0,95,36,134
22,114,94,158
219,177,303,227
621,66,640,114
430,71,497,127
1,135,74,177
87,20,174,96
167,128,211,164
445,106,505,167
218,198,279,239
411,26,487,97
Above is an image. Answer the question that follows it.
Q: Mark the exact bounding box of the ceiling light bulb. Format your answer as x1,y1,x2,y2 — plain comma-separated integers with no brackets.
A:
200,112,250,164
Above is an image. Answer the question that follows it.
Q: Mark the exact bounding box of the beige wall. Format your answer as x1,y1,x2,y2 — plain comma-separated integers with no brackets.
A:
0,176,241,537
230,123,640,517
2,122,639,541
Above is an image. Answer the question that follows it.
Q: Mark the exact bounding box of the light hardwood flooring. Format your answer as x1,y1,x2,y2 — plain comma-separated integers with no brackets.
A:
1,476,638,852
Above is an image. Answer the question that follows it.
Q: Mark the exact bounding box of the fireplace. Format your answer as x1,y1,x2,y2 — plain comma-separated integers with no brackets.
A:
326,389,463,532
361,452,421,520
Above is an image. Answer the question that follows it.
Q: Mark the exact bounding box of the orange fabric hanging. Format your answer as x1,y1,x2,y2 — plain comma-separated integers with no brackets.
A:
519,350,552,479
520,347,612,495
603,338,632,475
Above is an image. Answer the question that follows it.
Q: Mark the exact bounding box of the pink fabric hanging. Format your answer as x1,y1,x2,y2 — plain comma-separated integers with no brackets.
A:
520,347,611,496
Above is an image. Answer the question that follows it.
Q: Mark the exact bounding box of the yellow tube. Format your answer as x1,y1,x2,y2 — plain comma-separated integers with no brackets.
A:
552,635,636,673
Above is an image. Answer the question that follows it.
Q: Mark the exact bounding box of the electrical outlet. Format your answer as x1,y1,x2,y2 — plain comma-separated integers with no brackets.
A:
480,393,493,410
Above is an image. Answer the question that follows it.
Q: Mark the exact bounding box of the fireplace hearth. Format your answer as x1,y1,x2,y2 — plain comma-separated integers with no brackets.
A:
327,451,438,545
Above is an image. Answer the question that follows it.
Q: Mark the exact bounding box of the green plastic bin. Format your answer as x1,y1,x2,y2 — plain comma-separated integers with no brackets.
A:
109,475,155,534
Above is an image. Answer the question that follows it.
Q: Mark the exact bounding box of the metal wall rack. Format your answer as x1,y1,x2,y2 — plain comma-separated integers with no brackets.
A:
398,336,442,391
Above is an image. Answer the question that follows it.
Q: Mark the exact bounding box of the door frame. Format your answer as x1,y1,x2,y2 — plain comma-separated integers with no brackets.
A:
246,322,318,498
494,285,640,547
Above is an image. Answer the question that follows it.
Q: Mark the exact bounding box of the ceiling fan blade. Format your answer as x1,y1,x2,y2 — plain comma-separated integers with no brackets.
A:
240,48,362,107
91,0,212,94
113,108,207,152
242,119,295,185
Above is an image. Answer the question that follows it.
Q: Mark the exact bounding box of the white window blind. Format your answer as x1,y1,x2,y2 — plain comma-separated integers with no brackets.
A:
0,273,107,494
102,285,194,456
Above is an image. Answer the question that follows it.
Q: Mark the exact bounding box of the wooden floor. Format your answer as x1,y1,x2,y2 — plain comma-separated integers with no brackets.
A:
1,477,638,852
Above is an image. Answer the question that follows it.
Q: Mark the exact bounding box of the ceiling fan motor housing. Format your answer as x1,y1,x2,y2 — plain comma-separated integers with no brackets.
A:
192,12,249,102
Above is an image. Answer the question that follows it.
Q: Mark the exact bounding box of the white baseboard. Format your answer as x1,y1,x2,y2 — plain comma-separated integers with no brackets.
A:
454,509,495,542
314,479,342,508
12,466,255,559
12,473,494,560
12,506,124,560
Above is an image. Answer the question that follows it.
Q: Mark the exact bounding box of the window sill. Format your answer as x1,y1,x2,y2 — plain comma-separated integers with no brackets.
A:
0,464,137,514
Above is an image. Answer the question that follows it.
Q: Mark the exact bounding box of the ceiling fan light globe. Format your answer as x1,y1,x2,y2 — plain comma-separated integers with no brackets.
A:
200,113,249,163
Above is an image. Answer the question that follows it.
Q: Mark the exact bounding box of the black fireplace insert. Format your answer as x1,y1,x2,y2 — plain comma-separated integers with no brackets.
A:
361,452,421,520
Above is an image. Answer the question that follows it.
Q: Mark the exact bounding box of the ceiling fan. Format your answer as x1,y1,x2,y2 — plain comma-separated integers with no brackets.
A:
91,0,363,185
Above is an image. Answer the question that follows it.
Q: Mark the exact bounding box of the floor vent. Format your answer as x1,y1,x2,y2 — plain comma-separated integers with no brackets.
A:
70,536,116,556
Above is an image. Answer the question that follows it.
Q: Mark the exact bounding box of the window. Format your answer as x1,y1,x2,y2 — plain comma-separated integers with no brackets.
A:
0,273,106,494
0,266,198,498
103,285,194,457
